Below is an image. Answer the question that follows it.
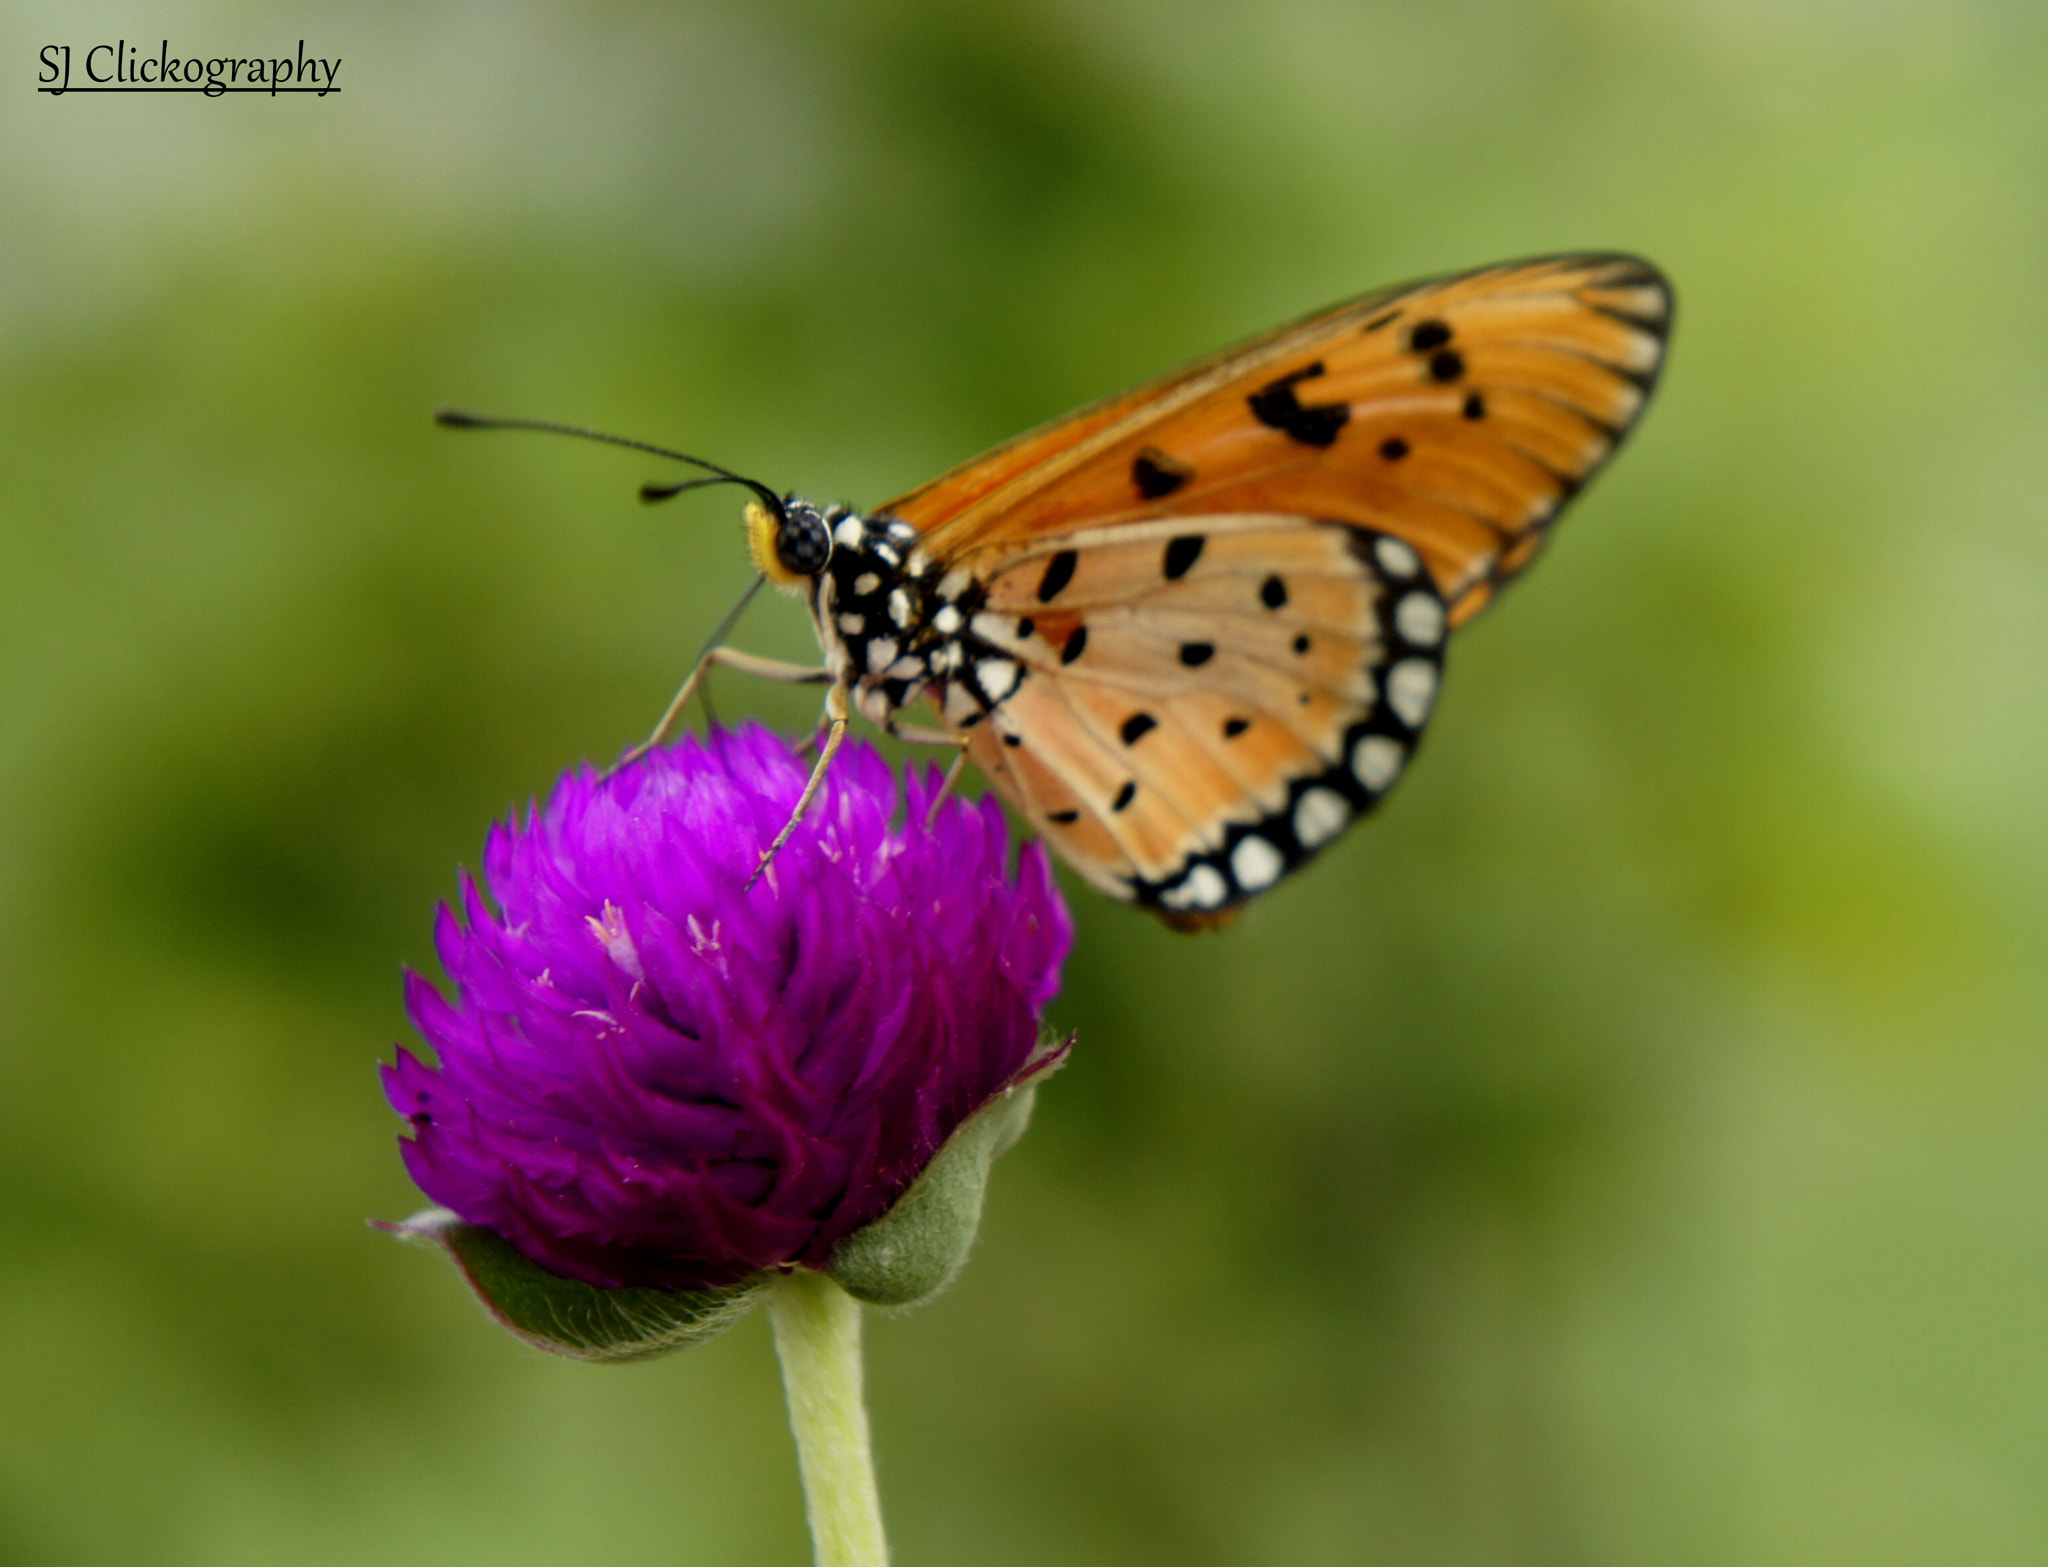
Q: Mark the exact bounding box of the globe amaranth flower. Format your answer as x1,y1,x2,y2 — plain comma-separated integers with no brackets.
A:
383,723,1071,1312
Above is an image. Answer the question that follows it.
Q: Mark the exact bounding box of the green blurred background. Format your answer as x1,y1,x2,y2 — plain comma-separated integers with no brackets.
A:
4,0,2047,1562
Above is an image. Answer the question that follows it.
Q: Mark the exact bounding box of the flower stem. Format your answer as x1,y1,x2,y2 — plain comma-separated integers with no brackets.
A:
768,1269,890,1567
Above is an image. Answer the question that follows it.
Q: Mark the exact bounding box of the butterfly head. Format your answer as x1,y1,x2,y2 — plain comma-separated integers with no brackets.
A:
746,495,833,592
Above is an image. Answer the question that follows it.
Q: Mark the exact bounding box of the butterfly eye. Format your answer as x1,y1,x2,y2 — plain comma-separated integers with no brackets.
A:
746,498,832,587
776,507,832,577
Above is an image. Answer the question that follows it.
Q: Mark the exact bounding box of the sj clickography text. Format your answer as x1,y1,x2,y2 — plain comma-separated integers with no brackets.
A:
38,41,341,96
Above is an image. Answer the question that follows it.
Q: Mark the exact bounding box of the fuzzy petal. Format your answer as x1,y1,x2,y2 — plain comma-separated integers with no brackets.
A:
384,724,1071,1291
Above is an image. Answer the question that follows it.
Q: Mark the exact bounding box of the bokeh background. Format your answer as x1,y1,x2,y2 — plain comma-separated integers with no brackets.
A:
4,0,2047,1562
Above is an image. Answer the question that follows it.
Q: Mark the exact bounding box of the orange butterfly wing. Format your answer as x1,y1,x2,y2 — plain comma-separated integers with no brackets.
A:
868,253,1670,922
927,515,1446,919
883,253,1670,626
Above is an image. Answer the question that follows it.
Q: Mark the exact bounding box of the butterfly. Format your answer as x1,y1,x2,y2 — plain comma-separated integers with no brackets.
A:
449,253,1671,927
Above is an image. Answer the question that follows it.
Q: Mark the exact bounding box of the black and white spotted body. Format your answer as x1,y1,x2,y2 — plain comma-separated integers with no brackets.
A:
795,501,1027,737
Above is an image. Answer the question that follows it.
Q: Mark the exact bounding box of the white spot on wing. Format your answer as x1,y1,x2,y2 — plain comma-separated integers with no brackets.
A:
1375,538,1421,579
853,572,881,596
1231,835,1284,892
942,683,979,724
1387,660,1438,726
866,637,898,674
889,589,913,627
1161,863,1229,912
837,612,865,635
834,516,865,547
976,658,1020,702
933,605,962,634
1612,325,1663,371
1293,788,1350,849
1351,735,1405,791
1395,593,1444,647
1600,283,1667,321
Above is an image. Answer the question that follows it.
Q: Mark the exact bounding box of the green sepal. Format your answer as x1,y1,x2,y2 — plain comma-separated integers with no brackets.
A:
381,1208,765,1362
826,1071,1045,1309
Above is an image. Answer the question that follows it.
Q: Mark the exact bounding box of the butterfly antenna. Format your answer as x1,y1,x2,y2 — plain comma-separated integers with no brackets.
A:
433,407,786,517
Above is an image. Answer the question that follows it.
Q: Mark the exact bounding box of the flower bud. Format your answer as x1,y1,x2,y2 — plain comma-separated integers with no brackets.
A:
381,725,1070,1352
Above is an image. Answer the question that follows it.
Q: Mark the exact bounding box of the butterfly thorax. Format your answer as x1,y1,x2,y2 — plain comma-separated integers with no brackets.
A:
789,500,1017,735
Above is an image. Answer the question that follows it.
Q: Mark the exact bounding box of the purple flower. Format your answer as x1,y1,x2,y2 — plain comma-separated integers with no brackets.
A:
384,724,1070,1294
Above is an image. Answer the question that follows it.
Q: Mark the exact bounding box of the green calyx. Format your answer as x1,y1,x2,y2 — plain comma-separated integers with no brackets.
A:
383,1208,764,1361
381,1063,1054,1356
826,1077,1041,1308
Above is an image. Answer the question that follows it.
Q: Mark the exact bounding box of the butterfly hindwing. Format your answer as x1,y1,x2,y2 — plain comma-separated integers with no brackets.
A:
949,515,1447,921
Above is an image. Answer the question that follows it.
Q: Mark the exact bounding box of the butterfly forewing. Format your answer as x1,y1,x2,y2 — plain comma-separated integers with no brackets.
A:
888,254,1669,628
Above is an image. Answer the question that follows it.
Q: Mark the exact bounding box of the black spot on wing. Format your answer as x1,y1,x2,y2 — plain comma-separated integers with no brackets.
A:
1163,535,1205,579
1060,626,1088,665
1016,616,1035,639
1361,309,1400,333
1379,436,1410,461
1409,319,1452,352
1178,642,1214,667
1248,363,1350,448
1462,392,1486,420
1120,713,1157,745
1132,447,1194,499
1112,780,1137,812
1048,809,1080,825
1037,550,1077,602
1223,717,1251,738
1427,349,1464,383
1260,575,1288,609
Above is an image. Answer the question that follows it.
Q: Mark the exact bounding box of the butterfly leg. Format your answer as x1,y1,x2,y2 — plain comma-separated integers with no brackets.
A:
880,718,973,826
746,681,852,889
886,722,959,746
619,648,834,770
923,746,973,826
